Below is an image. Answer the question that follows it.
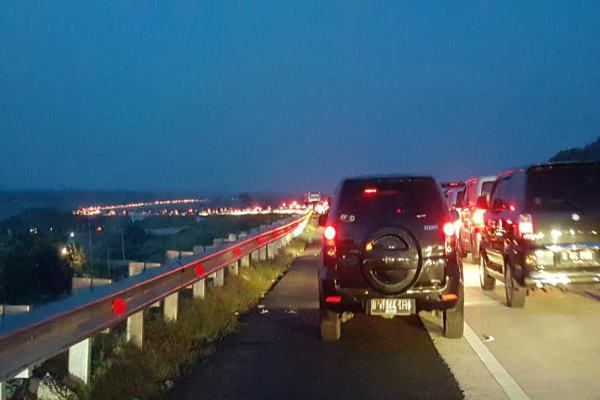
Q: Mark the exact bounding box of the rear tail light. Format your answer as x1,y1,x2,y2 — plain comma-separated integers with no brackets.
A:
325,295,342,303
517,214,534,236
442,220,456,255
472,208,486,228
323,225,336,241
442,222,455,237
323,225,337,268
363,187,378,195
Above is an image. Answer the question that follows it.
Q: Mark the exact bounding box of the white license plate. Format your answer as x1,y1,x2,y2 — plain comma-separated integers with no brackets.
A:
369,298,414,316
561,250,595,262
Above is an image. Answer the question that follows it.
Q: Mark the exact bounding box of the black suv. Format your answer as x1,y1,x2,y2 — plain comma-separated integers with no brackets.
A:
479,162,600,307
318,175,463,341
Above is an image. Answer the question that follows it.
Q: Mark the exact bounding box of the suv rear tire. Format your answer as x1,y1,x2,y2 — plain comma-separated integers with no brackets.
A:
320,309,341,341
443,288,464,338
504,263,525,308
479,254,496,291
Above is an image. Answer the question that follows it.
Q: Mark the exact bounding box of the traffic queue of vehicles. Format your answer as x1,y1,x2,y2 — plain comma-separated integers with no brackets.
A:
446,162,600,308
318,162,600,341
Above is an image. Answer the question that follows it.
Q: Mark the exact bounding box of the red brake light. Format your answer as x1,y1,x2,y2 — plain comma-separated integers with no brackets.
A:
442,222,455,237
324,226,336,241
363,188,377,195
325,295,342,303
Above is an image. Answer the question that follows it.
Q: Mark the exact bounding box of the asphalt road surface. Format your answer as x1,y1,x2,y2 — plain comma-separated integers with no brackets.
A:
173,242,463,400
173,243,600,399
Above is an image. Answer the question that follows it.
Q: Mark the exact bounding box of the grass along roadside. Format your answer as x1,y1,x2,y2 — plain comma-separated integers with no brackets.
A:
75,228,317,400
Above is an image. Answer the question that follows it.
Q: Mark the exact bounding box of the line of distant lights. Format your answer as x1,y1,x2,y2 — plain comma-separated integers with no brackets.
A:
74,199,202,216
74,199,329,217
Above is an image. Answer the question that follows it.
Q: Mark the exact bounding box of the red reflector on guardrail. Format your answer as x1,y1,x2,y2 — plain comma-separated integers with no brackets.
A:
112,298,127,315
233,248,242,256
195,264,205,276
325,296,342,303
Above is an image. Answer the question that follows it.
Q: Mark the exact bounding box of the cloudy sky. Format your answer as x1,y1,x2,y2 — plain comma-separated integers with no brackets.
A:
1,1,599,193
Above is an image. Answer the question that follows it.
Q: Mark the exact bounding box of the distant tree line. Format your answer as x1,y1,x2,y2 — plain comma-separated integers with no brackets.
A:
549,136,600,162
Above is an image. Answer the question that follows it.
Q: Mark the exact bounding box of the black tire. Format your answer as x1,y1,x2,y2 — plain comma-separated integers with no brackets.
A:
320,308,341,341
443,288,464,339
479,254,496,291
504,263,526,308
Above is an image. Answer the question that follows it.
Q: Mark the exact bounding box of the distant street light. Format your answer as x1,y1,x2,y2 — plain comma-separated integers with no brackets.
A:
60,247,69,257
69,232,75,238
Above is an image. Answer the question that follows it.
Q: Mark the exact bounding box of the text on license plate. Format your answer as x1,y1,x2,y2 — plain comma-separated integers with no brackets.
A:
370,298,414,316
561,250,595,263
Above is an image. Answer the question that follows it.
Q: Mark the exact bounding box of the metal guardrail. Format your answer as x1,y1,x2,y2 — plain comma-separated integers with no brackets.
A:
0,213,310,381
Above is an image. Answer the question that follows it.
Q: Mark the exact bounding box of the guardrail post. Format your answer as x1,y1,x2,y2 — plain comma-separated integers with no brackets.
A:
251,250,260,265
127,262,145,348
193,278,205,299
259,246,267,261
127,311,144,348
241,255,250,268
164,292,179,321
68,337,92,384
214,269,224,287
267,242,275,259
229,262,239,275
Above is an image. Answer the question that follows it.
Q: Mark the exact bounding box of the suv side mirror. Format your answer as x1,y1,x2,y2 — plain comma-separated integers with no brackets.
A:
476,195,489,209
318,213,328,227
449,209,460,222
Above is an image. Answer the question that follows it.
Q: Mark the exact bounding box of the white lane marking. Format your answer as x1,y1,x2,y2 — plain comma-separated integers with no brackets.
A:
463,322,530,400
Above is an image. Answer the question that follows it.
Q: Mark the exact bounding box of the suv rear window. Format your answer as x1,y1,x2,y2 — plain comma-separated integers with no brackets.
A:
336,178,446,218
526,164,600,212
481,181,494,198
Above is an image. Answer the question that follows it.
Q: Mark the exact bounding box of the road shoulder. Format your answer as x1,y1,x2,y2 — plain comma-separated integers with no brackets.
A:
420,311,508,400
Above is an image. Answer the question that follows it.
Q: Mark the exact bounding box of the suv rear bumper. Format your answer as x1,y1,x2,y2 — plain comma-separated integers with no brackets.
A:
319,269,462,314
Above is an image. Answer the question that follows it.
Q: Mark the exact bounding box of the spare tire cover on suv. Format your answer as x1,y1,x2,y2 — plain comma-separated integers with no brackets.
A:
361,226,422,294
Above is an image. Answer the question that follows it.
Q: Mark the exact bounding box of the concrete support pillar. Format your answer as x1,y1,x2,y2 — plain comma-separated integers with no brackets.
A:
68,338,92,384
193,278,205,299
228,262,239,276
0,381,6,400
127,311,144,348
241,255,250,268
164,292,179,322
214,268,224,287
259,246,267,261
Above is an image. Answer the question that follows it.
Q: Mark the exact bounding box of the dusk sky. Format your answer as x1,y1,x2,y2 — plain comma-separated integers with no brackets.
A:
1,1,599,193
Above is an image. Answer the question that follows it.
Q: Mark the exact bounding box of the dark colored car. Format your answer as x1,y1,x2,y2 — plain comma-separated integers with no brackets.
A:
479,162,600,307
318,175,463,341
